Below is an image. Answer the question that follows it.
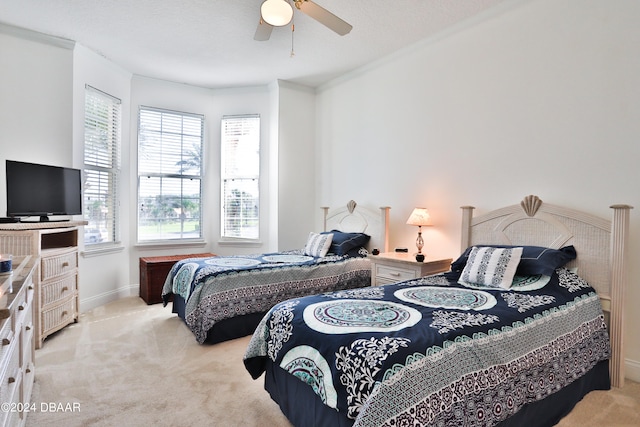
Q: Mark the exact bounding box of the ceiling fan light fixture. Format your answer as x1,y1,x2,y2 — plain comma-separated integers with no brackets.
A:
261,0,294,27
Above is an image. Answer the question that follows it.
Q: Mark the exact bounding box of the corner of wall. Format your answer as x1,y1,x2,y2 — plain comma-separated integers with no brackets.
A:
626,358,640,383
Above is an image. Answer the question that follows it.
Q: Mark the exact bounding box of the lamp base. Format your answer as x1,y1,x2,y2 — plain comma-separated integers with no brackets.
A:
415,253,425,262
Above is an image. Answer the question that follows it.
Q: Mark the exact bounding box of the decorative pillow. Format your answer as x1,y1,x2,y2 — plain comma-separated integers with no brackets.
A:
459,246,523,289
509,274,551,291
322,230,370,256
304,232,333,258
452,245,576,277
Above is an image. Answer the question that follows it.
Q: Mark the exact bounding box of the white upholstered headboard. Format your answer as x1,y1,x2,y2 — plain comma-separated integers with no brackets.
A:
460,195,632,388
322,200,390,254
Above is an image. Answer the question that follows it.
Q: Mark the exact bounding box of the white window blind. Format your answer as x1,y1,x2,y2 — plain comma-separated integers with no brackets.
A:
83,85,120,246
221,115,260,239
137,106,203,242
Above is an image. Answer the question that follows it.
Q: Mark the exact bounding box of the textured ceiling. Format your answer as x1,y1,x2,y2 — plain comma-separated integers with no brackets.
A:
0,0,512,89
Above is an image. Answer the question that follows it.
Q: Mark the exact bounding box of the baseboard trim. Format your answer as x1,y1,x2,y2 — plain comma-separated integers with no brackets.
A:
79,284,139,312
626,358,640,383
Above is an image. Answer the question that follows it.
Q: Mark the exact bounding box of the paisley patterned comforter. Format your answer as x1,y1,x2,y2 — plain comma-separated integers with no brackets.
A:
243,268,611,426
162,250,371,343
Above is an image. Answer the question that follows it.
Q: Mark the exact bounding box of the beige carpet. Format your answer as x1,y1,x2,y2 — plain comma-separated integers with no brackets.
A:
27,296,640,427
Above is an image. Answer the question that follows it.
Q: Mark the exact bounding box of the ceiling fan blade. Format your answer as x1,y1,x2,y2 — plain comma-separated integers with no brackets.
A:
295,0,352,36
254,18,273,41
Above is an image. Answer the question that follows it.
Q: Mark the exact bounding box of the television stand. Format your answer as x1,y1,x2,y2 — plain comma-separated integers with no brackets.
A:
0,220,87,348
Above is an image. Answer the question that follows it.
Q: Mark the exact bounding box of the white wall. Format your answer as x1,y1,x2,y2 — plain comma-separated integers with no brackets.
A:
0,28,74,216
72,44,134,310
277,81,317,250
316,0,640,380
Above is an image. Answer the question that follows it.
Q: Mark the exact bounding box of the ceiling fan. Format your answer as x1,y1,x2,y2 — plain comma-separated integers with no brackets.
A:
254,0,352,41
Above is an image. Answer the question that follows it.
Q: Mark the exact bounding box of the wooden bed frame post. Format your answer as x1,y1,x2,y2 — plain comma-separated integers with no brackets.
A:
460,205,475,249
380,206,390,253
609,204,632,388
321,206,329,232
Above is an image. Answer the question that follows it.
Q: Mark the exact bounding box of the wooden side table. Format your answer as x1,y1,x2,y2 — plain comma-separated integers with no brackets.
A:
139,253,216,304
368,252,452,286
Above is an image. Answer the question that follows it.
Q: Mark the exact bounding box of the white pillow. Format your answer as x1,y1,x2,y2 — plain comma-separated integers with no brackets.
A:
459,246,523,289
304,232,333,257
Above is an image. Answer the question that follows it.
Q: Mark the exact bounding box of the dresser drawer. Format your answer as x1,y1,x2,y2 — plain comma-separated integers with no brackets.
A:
374,264,418,283
20,302,34,363
11,291,30,334
0,337,20,409
21,320,35,406
40,274,77,308
0,321,13,368
22,358,35,409
41,297,77,337
369,253,453,287
41,250,77,281
374,276,406,287
2,408,19,427
0,371,21,427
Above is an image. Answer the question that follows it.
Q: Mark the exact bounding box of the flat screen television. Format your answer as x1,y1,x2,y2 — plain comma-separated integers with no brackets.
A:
5,160,82,222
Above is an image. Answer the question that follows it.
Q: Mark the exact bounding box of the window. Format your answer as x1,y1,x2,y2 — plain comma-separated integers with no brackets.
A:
221,115,260,240
137,107,203,242
83,85,120,246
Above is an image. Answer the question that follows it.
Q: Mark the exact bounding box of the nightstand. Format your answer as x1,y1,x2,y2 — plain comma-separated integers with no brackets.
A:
368,252,453,286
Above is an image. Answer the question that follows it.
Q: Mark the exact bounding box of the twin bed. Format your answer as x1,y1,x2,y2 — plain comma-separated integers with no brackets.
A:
242,195,631,427
162,200,390,343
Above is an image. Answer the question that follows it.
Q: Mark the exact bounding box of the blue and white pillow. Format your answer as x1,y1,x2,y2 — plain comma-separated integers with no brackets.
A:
322,230,370,256
304,232,334,258
452,245,576,276
459,246,523,289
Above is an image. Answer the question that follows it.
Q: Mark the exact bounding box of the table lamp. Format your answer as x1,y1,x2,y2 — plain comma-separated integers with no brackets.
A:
406,207,431,262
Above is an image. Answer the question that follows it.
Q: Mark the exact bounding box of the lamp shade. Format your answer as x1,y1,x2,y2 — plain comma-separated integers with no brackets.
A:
261,0,294,27
406,208,431,226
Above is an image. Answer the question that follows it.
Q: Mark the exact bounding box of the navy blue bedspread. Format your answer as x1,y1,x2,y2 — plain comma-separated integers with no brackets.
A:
244,268,610,427
162,250,371,343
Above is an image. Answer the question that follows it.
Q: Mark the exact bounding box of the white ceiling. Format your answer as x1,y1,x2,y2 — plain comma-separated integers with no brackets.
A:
0,0,512,89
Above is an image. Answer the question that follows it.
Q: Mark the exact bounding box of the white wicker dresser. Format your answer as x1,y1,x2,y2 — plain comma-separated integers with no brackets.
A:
0,221,85,349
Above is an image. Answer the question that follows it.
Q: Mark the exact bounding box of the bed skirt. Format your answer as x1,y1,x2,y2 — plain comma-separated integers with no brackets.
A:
171,295,266,344
262,358,611,427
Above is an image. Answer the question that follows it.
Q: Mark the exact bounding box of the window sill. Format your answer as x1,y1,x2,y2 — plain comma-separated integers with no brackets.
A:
217,239,263,248
134,240,207,250
81,243,125,258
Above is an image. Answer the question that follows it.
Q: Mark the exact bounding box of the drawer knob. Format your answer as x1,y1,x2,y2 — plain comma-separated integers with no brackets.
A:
28,285,34,290
62,261,70,267
62,311,68,316
25,325,31,331
2,338,9,346
391,272,401,277
62,286,69,292
18,305,24,311
8,377,15,384
26,368,31,374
